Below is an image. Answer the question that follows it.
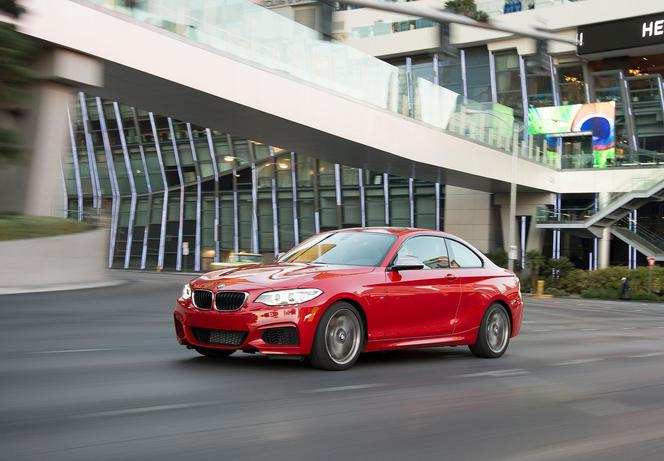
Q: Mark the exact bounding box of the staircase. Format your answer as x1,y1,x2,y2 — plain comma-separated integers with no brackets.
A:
536,168,664,230
612,218,664,261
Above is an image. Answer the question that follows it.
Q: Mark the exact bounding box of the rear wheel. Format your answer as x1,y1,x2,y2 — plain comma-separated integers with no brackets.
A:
469,303,511,358
309,302,364,371
194,347,235,358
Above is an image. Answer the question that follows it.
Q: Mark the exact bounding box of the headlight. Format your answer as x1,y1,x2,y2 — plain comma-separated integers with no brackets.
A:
181,284,192,300
255,288,322,306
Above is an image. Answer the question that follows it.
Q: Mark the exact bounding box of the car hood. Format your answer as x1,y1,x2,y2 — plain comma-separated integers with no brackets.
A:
192,263,375,291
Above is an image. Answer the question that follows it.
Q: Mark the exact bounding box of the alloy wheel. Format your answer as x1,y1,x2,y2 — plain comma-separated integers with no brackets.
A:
324,308,362,366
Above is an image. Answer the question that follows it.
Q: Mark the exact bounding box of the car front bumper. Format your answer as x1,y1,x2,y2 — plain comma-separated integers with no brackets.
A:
173,298,324,356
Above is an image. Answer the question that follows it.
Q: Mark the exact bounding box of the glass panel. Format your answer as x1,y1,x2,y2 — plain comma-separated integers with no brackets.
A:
525,57,553,108
464,46,492,103
495,50,523,114
282,231,396,266
396,235,449,269
557,65,585,105
447,239,483,268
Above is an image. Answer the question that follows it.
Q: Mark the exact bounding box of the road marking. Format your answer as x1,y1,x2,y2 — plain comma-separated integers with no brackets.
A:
628,351,664,358
554,358,603,366
509,423,664,461
457,369,530,378
620,327,637,330
579,328,599,332
534,329,552,332
29,348,122,355
657,326,664,329
73,402,214,419
303,384,386,394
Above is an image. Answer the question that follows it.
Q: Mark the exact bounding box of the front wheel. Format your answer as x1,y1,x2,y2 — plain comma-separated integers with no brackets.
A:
194,347,235,358
309,302,364,371
469,303,511,358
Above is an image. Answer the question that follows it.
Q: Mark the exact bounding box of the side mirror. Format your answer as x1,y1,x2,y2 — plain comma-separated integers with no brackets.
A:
390,254,425,271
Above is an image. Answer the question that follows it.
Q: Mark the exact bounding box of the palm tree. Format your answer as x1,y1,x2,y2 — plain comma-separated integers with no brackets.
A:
525,250,546,292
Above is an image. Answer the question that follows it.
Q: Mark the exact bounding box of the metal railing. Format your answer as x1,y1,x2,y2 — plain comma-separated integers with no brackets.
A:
614,218,664,253
537,167,664,225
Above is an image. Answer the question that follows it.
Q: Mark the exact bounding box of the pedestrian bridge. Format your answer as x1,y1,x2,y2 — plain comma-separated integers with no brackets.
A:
12,0,661,194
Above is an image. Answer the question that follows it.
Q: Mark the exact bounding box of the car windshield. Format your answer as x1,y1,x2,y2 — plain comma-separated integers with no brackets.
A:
280,231,396,267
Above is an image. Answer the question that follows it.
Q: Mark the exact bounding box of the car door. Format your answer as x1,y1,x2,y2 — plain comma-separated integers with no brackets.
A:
385,235,462,339
445,238,492,334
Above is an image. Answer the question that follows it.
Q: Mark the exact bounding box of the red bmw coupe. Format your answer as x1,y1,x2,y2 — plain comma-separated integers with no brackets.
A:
174,228,522,370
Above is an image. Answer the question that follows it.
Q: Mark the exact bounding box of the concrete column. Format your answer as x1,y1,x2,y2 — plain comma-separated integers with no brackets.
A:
598,226,611,269
1,48,102,216
23,83,74,216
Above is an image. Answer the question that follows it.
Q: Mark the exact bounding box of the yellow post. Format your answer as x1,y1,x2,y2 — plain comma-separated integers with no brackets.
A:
531,279,552,298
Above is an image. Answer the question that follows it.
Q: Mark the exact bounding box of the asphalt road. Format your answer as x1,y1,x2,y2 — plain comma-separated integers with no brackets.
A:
2,273,664,461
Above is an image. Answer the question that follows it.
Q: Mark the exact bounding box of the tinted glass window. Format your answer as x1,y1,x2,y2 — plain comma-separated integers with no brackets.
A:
396,236,449,269
447,240,483,268
281,231,396,267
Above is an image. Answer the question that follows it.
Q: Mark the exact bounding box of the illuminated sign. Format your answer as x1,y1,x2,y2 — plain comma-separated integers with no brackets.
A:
577,13,664,55
528,102,615,168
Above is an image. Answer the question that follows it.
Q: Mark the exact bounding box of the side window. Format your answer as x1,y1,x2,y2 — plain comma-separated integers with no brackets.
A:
446,239,483,268
396,236,449,269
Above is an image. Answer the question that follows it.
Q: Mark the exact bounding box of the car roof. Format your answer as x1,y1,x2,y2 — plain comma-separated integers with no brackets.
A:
332,227,452,237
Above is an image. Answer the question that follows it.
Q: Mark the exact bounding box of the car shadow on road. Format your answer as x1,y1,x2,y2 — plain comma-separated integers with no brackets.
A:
173,346,474,372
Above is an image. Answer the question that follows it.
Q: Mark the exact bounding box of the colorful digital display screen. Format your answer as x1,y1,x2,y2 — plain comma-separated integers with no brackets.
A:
527,102,616,168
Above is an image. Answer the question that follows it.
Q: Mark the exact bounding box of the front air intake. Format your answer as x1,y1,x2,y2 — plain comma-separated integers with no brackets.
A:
190,328,248,346
262,327,299,345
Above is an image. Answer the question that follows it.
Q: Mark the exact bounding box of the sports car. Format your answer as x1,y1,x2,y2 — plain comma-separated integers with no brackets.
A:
173,228,522,370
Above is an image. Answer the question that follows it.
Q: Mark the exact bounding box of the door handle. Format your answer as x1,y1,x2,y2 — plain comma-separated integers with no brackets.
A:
445,273,457,281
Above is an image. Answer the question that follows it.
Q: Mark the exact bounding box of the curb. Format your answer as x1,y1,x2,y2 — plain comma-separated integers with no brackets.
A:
0,279,127,296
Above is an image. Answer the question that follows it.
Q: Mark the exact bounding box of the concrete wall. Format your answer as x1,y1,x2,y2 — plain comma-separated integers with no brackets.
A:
444,186,498,253
0,228,110,292
342,27,441,59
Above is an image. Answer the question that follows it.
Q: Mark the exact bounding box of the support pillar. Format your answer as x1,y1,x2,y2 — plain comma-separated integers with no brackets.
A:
3,48,102,216
23,83,73,216
598,227,611,269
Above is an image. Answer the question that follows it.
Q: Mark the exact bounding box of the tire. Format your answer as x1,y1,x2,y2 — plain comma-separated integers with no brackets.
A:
309,302,364,371
194,347,235,358
469,303,511,358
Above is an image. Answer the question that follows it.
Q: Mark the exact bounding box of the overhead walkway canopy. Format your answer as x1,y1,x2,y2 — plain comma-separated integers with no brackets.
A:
11,0,662,194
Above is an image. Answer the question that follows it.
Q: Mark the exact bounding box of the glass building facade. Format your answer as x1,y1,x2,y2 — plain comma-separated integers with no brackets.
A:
385,47,664,166
62,93,445,272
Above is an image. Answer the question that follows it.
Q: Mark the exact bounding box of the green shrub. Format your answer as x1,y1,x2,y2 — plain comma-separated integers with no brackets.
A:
0,215,94,240
545,287,569,297
630,291,664,302
555,266,664,301
581,288,619,300
558,268,591,294
545,256,575,288
485,249,507,268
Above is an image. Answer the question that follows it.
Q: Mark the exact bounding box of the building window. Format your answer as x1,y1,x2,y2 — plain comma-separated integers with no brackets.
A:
438,53,463,95
557,65,585,105
525,57,553,108
464,46,492,103
494,50,523,114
